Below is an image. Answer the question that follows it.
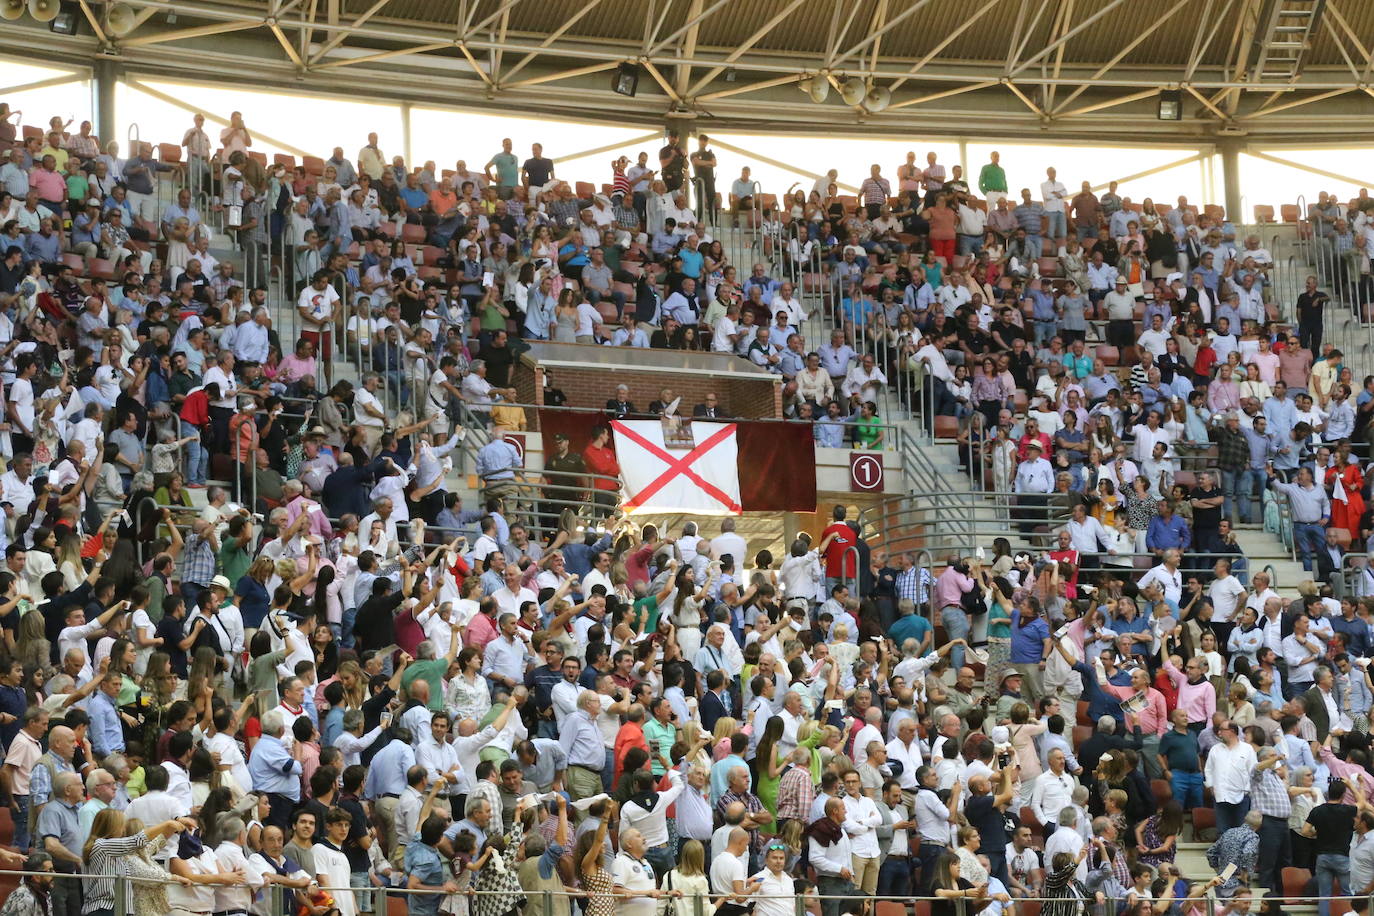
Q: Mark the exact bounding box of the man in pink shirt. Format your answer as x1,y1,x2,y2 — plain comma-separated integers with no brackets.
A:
1162,651,1217,731
1102,666,1170,777
935,556,976,671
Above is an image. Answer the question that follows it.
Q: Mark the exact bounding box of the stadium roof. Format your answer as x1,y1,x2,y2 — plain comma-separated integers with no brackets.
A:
6,0,1374,143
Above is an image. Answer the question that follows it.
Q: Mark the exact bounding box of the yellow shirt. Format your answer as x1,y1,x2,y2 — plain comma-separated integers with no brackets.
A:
39,144,70,172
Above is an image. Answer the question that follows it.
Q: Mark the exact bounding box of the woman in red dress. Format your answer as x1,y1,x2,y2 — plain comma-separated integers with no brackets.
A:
1326,442,1366,544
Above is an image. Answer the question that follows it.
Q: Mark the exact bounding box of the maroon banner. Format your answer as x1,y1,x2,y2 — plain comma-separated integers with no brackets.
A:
736,421,817,511
537,410,815,513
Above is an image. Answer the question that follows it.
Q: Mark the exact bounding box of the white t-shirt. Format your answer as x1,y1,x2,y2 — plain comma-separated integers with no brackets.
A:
202,366,235,409
709,848,748,897
354,387,385,428
612,852,658,916
205,730,252,795
575,302,600,337
131,608,157,675
312,842,355,916
9,376,34,432
1209,575,1247,623
297,283,340,329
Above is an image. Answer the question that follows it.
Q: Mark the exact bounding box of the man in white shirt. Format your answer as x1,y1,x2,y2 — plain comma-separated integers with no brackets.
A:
491,565,537,617
482,613,533,690
710,519,748,568
313,808,356,916
1029,749,1078,829
810,797,856,916
213,817,265,915
841,769,882,894
1203,721,1257,833
886,719,924,795
612,827,663,916
1044,807,1087,880
620,769,685,877
1040,167,1068,239
1208,558,1249,627
415,713,463,804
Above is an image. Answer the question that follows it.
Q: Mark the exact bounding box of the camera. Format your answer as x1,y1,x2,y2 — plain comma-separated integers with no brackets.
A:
997,751,1012,768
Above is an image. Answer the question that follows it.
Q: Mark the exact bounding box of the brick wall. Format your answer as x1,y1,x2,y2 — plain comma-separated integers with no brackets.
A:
511,362,781,426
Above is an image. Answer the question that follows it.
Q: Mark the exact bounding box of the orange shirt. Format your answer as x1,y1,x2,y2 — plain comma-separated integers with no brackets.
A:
429,189,457,214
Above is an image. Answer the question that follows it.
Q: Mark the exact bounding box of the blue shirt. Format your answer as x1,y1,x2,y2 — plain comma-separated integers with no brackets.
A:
323,706,345,749
814,417,846,448
1009,608,1049,663
889,614,933,649
364,738,415,800
89,691,125,758
248,734,304,801
399,186,428,210
1146,514,1191,551
709,753,750,806
403,841,447,916
679,247,704,278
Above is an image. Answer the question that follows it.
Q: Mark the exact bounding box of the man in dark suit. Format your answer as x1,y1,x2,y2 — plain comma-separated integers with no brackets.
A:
1314,528,1347,583
1301,666,1339,742
698,669,730,734
693,393,724,418
648,387,676,416
604,383,636,417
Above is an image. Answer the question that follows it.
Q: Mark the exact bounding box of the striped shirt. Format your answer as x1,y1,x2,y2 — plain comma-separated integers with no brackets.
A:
84,830,152,913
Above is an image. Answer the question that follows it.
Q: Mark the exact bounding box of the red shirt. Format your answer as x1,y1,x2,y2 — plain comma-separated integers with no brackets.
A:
613,721,648,785
180,389,211,427
1193,345,1217,380
821,522,856,577
582,443,620,491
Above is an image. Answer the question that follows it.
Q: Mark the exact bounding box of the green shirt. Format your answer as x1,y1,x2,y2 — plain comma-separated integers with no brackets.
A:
219,541,252,585
642,718,677,775
479,301,506,332
401,658,449,711
632,595,660,633
492,152,519,187
144,574,166,623
978,162,1007,194
66,174,89,201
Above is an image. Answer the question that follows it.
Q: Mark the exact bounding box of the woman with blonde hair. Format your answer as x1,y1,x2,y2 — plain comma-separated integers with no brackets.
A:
710,716,737,760
679,720,711,772
658,838,709,916
83,809,194,916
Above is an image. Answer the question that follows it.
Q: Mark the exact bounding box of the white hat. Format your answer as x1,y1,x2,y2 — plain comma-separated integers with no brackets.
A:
1166,272,1184,284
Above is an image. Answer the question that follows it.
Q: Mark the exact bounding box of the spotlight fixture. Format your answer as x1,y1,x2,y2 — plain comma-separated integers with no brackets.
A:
840,77,866,106
865,85,892,111
798,75,829,103
1158,89,1182,121
612,61,640,97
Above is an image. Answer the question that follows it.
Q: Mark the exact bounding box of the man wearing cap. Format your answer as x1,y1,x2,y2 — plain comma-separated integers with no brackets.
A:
1103,276,1136,350
1013,440,1055,533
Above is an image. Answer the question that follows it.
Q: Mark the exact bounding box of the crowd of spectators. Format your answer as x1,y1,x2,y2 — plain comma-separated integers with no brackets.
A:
5,96,1374,916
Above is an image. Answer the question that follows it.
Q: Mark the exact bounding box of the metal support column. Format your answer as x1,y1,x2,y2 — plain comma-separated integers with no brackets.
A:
400,101,412,165
93,57,121,148
1220,137,1244,223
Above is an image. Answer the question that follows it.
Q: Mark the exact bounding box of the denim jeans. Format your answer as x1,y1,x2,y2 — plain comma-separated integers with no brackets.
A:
11,794,29,851
180,418,208,484
340,604,358,649
1215,798,1251,835
1045,211,1067,240
941,604,969,671
1170,770,1203,809
1294,522,1326,570
877,855,914,897
1316,852,1350,916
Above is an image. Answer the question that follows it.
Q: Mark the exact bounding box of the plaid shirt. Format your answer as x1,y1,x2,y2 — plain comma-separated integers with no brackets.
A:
1249,764,1292,818
718,789,766,856
1216,425,1249,471
545,197,587,226
180,533,216,588
895,566,932,605
775,765,814,821
613,204,640,231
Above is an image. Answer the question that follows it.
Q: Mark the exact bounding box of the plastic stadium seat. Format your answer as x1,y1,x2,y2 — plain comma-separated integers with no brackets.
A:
1019,805,1042,831
302,156,325,176
247,151,267,166
22,125,43,140
1281,867,1312,899
87,258,115,280
1205,204,1225,220
612,281,636,299
575,181,596,198
594,302,618,324
421,246,446,266
1191,807,1217,841
1072,725,1092,749
876,902,905,916
345,242,361,259
913,902,931,916
275,153,296,169
1119,346,1140,367
1037,257,1061,277
1281,204,1300,222
416,266,446,281
1173,470,1196,489
62,253,86,273
401,223,427,244
1123,201,1143,213
1254,205,1275,223
933,416,960,439
838,195,858,214
1020,903,1041,916
158,143,182,162
1097,345,1120,366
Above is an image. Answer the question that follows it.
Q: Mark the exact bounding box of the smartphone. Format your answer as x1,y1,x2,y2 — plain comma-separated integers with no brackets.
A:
381,711,393,727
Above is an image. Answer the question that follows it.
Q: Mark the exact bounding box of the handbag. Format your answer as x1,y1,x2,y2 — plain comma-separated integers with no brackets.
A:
662,870,679,916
